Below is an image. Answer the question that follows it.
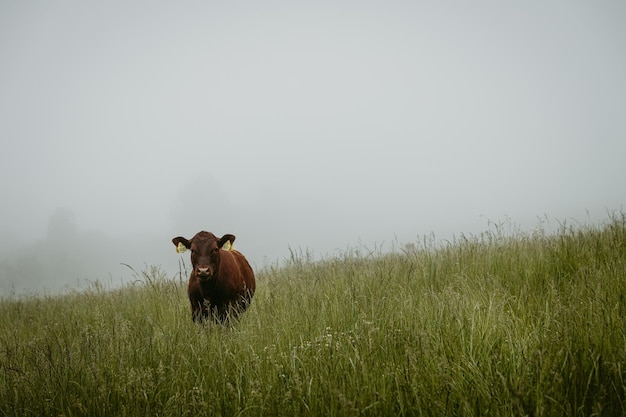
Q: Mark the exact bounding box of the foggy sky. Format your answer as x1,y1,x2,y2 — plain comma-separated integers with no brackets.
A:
1,1,625,294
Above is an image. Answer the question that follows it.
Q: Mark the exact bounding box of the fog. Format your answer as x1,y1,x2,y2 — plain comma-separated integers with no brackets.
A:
1,1,625,295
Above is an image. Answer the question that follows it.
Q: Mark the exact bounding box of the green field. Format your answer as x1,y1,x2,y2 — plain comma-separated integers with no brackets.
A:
1,214,625,416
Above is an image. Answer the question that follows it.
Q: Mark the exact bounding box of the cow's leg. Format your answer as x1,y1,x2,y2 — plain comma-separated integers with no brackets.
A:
201,300,211,322
190,297,204,322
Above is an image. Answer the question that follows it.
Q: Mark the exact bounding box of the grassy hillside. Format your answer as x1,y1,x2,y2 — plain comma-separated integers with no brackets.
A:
1,214,626,416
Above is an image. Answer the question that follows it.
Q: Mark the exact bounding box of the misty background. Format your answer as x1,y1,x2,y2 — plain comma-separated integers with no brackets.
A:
1,1,625,295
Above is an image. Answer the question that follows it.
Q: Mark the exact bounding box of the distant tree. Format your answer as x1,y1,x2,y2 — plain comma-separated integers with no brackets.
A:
46,208,77,243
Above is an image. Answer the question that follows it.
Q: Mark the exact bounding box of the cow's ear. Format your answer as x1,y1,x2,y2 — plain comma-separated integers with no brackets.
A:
172,237,191,253
219,234,236,250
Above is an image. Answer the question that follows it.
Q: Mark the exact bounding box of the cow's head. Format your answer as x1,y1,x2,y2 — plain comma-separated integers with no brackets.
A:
172,232,236,280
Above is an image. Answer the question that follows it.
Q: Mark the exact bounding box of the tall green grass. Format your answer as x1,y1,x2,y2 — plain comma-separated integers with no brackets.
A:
1,214,625,416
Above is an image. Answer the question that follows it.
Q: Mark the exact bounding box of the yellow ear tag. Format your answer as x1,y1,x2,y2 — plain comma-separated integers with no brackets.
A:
176,242,187,253
222,241,232,251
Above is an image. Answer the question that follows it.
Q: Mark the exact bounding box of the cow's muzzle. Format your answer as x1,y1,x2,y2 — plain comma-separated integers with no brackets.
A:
196,267,213,279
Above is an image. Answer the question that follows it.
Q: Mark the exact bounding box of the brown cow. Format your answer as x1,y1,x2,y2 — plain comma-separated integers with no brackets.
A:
172,231,255,323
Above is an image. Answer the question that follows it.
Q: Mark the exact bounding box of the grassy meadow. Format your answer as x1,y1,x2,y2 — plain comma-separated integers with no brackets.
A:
1,214,626,416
